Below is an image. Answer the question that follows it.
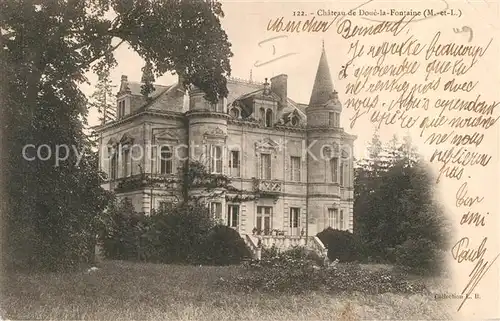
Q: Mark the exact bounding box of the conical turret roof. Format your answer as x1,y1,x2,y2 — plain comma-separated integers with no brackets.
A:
308,45,335,107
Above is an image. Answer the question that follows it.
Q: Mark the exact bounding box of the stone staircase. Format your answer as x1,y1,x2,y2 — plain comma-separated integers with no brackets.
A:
243,234,327,260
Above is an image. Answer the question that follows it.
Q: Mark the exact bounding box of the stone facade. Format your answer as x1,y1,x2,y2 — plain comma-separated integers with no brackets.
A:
94,47,356,240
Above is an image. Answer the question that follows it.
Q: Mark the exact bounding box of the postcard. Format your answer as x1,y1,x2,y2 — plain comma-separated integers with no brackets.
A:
1,0,499,320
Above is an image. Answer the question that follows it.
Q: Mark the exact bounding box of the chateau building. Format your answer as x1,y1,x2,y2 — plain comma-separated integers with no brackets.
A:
94,46,356,247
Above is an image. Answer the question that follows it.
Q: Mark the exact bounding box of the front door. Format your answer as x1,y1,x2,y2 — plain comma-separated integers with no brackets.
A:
289,207,300,236
256,206,272,235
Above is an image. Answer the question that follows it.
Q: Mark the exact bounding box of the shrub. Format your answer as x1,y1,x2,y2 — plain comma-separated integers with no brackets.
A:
394,237,444,275
317,228,365,262
143,202,215,264
101,200,219,264
101,198,147,261
200,225,251,265
248,246,322,270
217,262,429,295
261,245,280,259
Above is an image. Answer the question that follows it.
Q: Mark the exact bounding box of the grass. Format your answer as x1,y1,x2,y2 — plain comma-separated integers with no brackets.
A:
2,260,455,320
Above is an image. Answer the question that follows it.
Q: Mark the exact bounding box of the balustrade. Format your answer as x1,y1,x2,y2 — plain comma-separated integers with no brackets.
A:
258,180,282,193
258,235,306,250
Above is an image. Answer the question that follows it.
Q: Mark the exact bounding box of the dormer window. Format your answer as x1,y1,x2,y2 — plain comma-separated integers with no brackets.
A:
291,116,299,126
259,108,266,126
329,112,340,127
229,107,240,118
117,100,126,118
265,109,273,127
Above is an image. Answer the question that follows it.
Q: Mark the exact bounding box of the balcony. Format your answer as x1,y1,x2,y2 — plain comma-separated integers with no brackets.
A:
252,178,283,197
113,173,177,193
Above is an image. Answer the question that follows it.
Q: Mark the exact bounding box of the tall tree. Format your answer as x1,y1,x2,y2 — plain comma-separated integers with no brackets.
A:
141,60,156,100
89,69,116,124
354,134,449,272
1,0,233,271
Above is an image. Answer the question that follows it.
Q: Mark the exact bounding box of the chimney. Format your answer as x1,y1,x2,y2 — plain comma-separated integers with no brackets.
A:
270,74,288,108
119,75,130,94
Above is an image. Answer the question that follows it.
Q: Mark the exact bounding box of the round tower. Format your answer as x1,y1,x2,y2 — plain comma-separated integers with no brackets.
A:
186,86,229,169
306,45,355,236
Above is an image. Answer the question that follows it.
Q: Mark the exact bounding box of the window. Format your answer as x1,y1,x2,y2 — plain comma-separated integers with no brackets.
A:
118,100,126,118
327,208,345,229
328,208,338,228
227,205,239,228
329,112,339,127
322,146,332,159
210,145,223,174
160,146,173,174
122,148,130,177
210,202,222,221
289,208,300,228
290,156,301,181
259,108,266,126
265,109,273,127
340,160,348,186
256,206,272,235
229,107,239,118
331,157,338,183
260,153,271,180
158,201,171,212
291,116,299,126
228,150,240,177
210,98,224,112
110,152,118,180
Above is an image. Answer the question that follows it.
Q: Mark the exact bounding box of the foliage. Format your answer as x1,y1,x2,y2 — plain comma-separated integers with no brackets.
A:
394,238,446,276
179,160,256,204
4,89,113,271
140,60,156,99
102,161,256,265
200,225,252,265
219,261,429,295
251,246,323,270
153,202,216,263
354,133,450,274
100,198,148,261
88,68,116,124
2,0,233,271
317,228,365,263
102,201,216,264
3,260,451,320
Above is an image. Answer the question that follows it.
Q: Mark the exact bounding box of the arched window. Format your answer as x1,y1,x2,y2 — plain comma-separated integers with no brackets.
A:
230,107,239,118
160,146,173,174
291,116,299,126
110,151,118,180
265,109,273,127
259,108,266,126
322,146,332,160
121,147,130,177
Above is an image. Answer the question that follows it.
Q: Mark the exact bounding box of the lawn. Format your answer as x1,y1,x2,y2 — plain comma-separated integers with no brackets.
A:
2,260,455,320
